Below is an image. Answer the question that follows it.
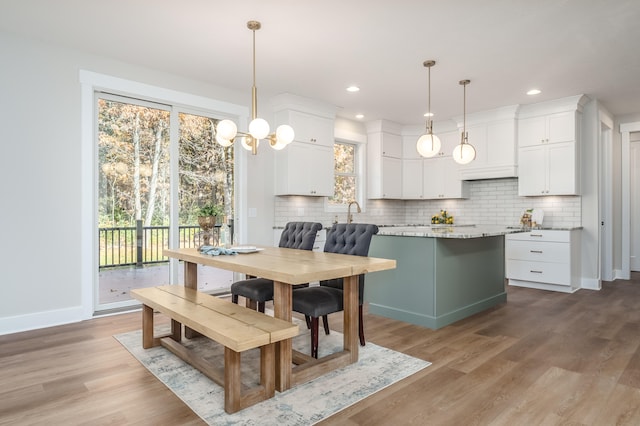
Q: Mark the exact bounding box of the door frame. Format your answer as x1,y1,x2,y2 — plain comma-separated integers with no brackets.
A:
600,118,614,282
79,70,248,318
621,121,640,280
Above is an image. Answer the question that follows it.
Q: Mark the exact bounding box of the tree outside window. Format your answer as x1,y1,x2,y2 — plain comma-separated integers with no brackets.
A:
329,142,357,205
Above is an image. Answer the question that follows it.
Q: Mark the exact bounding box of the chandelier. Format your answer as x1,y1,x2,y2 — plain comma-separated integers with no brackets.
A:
416,60,441,158
215,21,295,155
452,79,476,165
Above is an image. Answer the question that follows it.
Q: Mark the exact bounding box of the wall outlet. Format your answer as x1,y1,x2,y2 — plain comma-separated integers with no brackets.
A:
297,207,304,216
248,208,257,218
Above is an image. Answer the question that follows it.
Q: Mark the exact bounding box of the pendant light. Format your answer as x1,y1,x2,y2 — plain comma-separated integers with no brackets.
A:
416,60,441,158
215,21,295,155
452,79,476,165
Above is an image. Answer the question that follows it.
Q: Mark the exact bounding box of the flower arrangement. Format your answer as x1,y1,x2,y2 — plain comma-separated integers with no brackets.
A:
431,210,454,225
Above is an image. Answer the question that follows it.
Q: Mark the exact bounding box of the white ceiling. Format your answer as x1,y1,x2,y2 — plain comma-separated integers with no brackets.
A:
2,0,639,125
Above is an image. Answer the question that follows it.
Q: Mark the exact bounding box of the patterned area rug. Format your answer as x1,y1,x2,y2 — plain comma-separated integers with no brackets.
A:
115,321,430,425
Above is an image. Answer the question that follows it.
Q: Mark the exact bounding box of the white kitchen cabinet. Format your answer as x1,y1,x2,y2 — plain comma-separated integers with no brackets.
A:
506,229,581,293
272,95,337,196
402,156,468,199
518,111,575,147
518,142,577,196
517,96,586,196
367,120,403,199
403,129,460,160
275,109,334,147
401,158,423,199
275,142,334,196
422,156,469,199
401,130,467,199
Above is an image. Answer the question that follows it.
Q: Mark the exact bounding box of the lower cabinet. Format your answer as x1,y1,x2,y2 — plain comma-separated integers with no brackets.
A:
506,229,581,293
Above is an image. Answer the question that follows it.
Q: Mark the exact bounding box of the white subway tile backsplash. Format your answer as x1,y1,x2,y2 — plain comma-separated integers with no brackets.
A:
274,177,581,228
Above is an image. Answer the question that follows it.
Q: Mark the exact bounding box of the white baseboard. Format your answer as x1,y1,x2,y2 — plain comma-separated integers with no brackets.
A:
613,269,630,281
0,306,85,336
580,277,601,290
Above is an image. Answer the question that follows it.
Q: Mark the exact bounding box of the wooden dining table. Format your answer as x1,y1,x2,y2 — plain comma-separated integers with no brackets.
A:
163,246,396,392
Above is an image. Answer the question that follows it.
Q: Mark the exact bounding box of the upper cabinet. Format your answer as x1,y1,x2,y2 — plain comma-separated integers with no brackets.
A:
518,111,576,147
401,130,469,199
454,105,519,180
272,94,337,196
277,109,334,147
517,95,588,196
367,120,403,199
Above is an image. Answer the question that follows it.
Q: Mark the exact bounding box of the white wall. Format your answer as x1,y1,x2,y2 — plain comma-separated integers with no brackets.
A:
0,32,276,334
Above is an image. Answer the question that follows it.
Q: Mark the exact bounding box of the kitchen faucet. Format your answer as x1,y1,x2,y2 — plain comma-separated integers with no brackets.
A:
347,200,361,224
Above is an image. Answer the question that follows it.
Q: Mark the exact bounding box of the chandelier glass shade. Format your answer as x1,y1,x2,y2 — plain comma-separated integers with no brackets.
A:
453,79,476,165
416,60,441,158
215,21,294,155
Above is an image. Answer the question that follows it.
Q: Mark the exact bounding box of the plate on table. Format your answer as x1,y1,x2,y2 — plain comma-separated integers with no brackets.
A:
231,246,264,254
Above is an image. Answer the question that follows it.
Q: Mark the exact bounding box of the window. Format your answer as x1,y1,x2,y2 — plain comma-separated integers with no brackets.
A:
329,141,358,206
95,94,235,311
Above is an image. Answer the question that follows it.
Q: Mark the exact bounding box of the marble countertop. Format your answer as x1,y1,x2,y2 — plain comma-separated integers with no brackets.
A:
375,224,580,239
274,224,582,238
375,225,516,239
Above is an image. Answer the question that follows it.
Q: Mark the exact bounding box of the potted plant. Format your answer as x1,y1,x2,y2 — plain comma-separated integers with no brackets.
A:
198,203,224,232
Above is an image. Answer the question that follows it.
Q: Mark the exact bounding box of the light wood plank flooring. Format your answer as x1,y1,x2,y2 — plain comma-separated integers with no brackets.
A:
2,278,640,425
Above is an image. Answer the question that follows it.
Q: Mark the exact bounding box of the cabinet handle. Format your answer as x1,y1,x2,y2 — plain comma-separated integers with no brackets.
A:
530,270,543,274
310,138,317,143
530,250,543,253
530,234,543,237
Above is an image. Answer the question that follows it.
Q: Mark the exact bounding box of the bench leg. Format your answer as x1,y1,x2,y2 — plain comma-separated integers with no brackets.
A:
224,347,241,413
261,343,275,398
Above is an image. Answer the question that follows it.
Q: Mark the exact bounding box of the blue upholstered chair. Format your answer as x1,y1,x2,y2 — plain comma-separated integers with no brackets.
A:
292,223,379,358
230,221,323,312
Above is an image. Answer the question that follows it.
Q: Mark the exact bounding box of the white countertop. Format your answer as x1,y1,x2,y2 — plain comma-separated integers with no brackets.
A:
376,225,524,239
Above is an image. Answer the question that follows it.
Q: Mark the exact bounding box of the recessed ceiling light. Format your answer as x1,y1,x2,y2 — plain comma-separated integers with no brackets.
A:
355,114,364,119
346,86,360,92
527,89,541,95
423,112,434,117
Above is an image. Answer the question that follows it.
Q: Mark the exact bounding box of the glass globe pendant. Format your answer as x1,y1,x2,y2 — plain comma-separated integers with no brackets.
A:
416,60,441,158
453,79,476,165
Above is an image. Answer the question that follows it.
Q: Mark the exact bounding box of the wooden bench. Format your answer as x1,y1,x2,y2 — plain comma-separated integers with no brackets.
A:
130,285,299,413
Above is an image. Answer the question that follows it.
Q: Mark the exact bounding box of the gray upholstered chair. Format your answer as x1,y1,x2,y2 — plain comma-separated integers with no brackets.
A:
230,221,323,312
292,223,379,358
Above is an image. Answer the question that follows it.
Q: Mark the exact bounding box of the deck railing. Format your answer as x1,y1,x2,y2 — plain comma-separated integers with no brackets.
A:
98,221,232,268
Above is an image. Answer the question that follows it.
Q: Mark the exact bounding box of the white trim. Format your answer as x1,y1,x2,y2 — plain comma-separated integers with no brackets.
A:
620,121,640,280
580,277,601,291
0,307,85,336
79,70,248,317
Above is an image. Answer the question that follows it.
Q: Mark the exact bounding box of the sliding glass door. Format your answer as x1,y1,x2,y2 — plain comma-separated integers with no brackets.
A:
96,94,234,312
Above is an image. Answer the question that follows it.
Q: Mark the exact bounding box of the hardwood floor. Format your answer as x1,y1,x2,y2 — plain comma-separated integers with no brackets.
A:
2,278,640,425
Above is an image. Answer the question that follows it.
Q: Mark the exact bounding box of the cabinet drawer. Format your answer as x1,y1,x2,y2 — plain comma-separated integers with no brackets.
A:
506,259,570,285
506,230,570,243
506,240,569,263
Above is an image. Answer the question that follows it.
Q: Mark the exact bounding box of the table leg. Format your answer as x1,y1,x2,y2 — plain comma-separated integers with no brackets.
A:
273,280,292,392
343,275,359,363
141,304,154,349
183,261,200,339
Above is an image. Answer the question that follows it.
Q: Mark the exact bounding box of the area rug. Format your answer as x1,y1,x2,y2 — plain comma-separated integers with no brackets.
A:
115,321,430,425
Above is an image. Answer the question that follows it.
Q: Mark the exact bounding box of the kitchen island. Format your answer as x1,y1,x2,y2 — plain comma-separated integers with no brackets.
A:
365,225,516,329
